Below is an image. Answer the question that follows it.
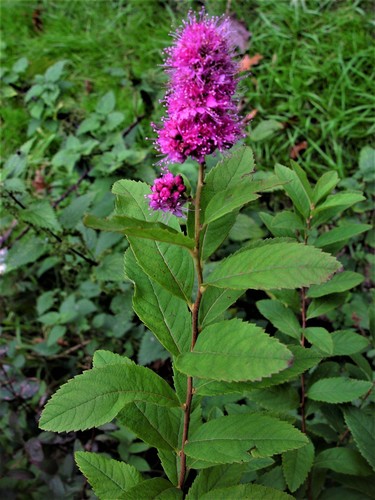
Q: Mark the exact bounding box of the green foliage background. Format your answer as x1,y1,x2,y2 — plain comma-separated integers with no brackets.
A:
0,0,373,498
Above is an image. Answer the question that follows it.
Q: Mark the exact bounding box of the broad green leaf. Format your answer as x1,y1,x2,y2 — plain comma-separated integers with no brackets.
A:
307,271,364,298
194,345,322,395
344,407,375,471
275,163,311,218
304,327,333,355
257,299,301,340
314,448,373,476
125,248,191,354
118,402,181,451
314,224,371,249
247,384,299,412
312,171,339,204
75,452,142,498
158,449,179,486
331,330,369,356
5,234,48,273
59,192,95,229
125,478,181,499
84,214,194,249
199,286,244,328
138,331,169,366
307,293,347,320
39,364,179,432
204,241,340,290
113,179,164,222
290,160,313,199
186,464,246,499
92,350,134,368
200,484,292,499
77,115,101,135
96,90,116,114
94,253,124,281
311,192,365,227
307,377,372,404
282,440,314,492
175,319,293,382
20,200,61,231
204,187,259,224
200,212,237,261
229,213,265,241
184,414,308,465
359,145,375,181
45,60,67,82
251,120,284,142
259,212,295,238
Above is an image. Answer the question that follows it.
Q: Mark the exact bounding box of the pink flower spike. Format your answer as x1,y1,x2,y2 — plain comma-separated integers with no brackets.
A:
147,169,187,217
154,10,244,164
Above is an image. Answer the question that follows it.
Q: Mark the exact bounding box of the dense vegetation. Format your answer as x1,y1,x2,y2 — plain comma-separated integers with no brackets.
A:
0,1,373,498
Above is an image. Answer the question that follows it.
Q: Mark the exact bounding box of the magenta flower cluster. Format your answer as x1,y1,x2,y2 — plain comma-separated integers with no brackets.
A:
154,11,243,164
148,169,186,217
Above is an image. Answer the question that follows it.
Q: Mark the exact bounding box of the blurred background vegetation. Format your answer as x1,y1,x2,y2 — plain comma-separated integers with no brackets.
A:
0,0,373,498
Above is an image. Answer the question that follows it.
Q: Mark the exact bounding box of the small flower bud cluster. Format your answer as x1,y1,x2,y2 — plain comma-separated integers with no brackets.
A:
154,11,243,164
148,169,186,217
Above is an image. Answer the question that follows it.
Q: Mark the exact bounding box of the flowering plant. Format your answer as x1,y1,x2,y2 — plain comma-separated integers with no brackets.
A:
39,11,371,499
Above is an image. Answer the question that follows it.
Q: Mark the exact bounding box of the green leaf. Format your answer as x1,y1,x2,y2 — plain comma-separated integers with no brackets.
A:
247,384,299,412
275,163,311,218
359,145,375,182
20,200,61,231
158,449,179,486
307,271,364,298
84,214,195,249
105,111,125,130
175,319,293,382
204,187,259,224
76,115,101,135
311,192,365,227
200,484,292,499
96,90,116,114
94,253,124,282
312,171,339,204
199,286,244,328
12,56,28,73
290,160,313,199
257,299,301,340
125,478,181,499
304,327,333,355
186,464,247,499
200,212,237,261
5,234,48,273
343,408,375,471
184,414,308,465
314,224,371,249
138,331,169,366
125,248,191,355
92,350,134,368
118,402,180,451
314,448,373,476
282,440,314,492
45,60,67,82
39,364,179,432
75,452,142,498
331,330,369,356
307,377,372,404
229,213,265,241
59,193,95,229
204,241,340,290
306,293,347,320
251,120,284,141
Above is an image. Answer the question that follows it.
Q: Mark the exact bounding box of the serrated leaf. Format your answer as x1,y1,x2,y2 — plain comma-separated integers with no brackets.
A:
304,327,333,354
229,213,265,241
125,478,180,499
76,115,101,135
20,200,61,231
184,414,308,465
257,299,301,340
343,407,375,471
312,171,339,204
314,448,373,476
137,331,169,366
290,160,313,198
204,187,259,224
314,192,365,212
307,271,364,298
200,212,237,260
39,364,179,432
94,253,124,281
275,163,311,218
248,384,299,412
186,463,247,499
307,377,372,403
306,293,347,320
96,90,115,114
199,286,244,327
282,440,314,492
314,224,371,249
331,330,369,356
201,484,292,499
125,248,191,355
84,214,195,249
75,452,142,498
59,193,95,229
118,402,180,451
5,234,48,273
251,120,284,142
92,350,134,368
204,241,340,290
175,319,293,382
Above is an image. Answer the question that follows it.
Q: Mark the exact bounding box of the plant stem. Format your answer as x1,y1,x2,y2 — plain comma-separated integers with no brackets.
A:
178,162,205,491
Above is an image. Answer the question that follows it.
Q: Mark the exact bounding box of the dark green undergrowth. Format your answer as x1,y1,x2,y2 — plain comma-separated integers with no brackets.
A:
0,0,373,498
